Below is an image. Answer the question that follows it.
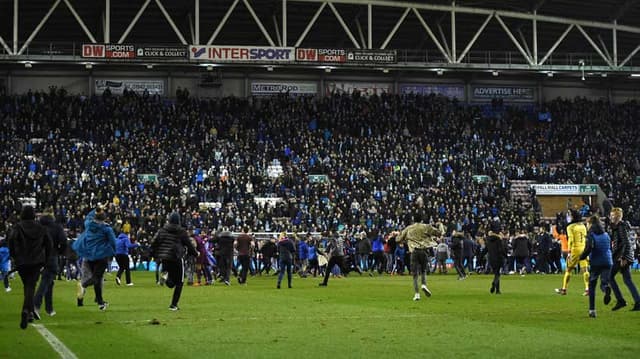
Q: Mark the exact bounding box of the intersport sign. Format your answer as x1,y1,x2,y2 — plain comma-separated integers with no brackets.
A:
189,46,294,62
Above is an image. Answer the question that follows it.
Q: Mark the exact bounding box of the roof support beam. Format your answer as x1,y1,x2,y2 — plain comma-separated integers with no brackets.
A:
243,0,276,46
355,15,367,48
290,0,640,34
367,3,372,49
18,0,62,55
618,43,640,67
294,2,326,47
155,0,187,45
412,8,452,63
451,1,456,62
380,7,410,49
13,0,18,54
539,23,573,65
63,0,97,43
118,0,151,44
104,0,110,43
328,2,361,48
613,20,618,66
0,36,12,56
576,25,614,67
282,0,287,46
517,28,533,61
597,34,612,63
272,14,282,46
495,15,534,65
195,0,199,44
207,0,239,45
188,13,195,44
457,12,493,63
533,10,538,64
436,22,451,61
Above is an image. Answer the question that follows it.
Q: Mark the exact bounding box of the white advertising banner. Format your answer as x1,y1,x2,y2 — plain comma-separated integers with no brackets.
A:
530,184,598,196
95,79,164,95
251,82,317,96
325,82,392,97
189,45,295,62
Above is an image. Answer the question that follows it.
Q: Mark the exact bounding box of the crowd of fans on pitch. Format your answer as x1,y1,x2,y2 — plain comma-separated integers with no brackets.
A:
0,86,639,281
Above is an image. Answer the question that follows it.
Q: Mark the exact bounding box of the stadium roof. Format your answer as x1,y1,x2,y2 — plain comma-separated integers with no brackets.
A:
0,0,638,71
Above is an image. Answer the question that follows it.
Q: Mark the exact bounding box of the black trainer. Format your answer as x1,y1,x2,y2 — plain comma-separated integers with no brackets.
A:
612,301,627,311
604,287,612,305
20,311,28,329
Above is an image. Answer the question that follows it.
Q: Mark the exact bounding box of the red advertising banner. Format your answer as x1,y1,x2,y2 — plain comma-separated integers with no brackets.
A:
296,48,347,63
82,44,136,59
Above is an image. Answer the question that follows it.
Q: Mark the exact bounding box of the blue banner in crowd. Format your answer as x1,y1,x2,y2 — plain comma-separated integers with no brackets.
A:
399,84,465,99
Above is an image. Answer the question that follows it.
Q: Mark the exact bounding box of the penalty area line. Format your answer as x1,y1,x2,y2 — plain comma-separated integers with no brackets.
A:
32,324,79,359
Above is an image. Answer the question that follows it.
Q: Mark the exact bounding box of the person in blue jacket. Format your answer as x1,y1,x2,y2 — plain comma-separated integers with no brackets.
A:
72,207,116,310
579,215,613,318
0,239,11,292
115,232,139,286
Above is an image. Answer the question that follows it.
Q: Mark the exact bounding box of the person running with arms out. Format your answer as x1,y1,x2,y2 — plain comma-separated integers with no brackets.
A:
555,209,589,296
579,215,612,318
151,212,198,311
397,215,442,301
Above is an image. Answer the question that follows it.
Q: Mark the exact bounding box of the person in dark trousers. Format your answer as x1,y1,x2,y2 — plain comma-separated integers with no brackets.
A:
370,234,386,275
115,232,139,286
535,225,552,274
319,231,362,287
215,228,235,285
451,231,466,280
486,222,507,295
72,207,116,311
608,207,640,311
397,215,442,301
276,233,295,289
512,230,531,275
259,238,277,275
151,212,197,310
8,205,52,329
579,215,612,318
462,234,475,275
235,227,253,284
34,208,67,318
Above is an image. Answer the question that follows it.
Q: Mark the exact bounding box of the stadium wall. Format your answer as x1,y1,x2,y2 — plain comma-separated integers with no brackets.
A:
1,69,638,103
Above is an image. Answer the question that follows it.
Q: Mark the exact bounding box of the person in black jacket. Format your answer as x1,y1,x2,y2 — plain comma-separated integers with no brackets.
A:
276,233,295,289
8,206,52,329
486,221,506,294
259,238,277,275
608,208,640,311
214,228,235,286
451,231,466,280
151,212,197,311
33,208,67,318
535,225,552,274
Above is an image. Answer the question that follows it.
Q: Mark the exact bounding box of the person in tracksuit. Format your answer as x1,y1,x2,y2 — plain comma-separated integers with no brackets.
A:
579,215,612,318
151,212,198,311
115,232,139,286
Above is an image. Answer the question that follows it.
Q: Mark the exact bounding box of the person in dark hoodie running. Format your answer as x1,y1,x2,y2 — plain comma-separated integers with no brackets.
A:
318,230,362,287
151,212,197,311
486,221,507,295
33,207,67,318
115,232,139,286
8,205,52,329
72,207,116,311
579,215,612,318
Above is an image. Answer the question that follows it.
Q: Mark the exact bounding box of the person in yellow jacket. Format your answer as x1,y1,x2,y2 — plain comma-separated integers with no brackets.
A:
397,215,443,301
555,209,589,295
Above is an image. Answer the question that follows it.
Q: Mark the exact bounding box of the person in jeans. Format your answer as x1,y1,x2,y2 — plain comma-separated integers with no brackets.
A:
579,215,612,318
608,208,640,311
276,233,295,289
72,207,116,311
8,206,52,329
34,208,67,318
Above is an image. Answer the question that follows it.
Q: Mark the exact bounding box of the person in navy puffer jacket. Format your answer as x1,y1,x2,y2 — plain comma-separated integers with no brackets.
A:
579,215,612,318
115,233,139,286
72,207,116,310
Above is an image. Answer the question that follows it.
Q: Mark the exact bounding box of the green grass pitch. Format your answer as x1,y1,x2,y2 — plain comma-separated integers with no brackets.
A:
1,271,639,358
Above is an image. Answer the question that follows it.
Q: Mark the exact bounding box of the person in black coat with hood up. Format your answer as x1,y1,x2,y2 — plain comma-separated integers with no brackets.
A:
8,206,52,329
486,221,506,294
34,208,67,318
151,212,197,311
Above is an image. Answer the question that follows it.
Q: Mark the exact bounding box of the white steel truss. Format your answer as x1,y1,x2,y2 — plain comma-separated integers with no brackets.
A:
1,0,639,73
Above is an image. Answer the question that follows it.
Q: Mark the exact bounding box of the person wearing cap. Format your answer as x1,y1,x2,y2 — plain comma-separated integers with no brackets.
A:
33,207,67,318
486,221,507,294
72,207,116,311
397,215,442,301
151,212,197,311
7,205,52,329
555,209,589,296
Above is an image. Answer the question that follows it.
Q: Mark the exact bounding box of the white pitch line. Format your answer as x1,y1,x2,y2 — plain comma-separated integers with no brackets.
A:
32,324,79,359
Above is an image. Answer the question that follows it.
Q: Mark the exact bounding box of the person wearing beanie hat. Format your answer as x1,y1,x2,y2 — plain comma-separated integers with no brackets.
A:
150,212,197,310
8,205,52,329
72,207,116,311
